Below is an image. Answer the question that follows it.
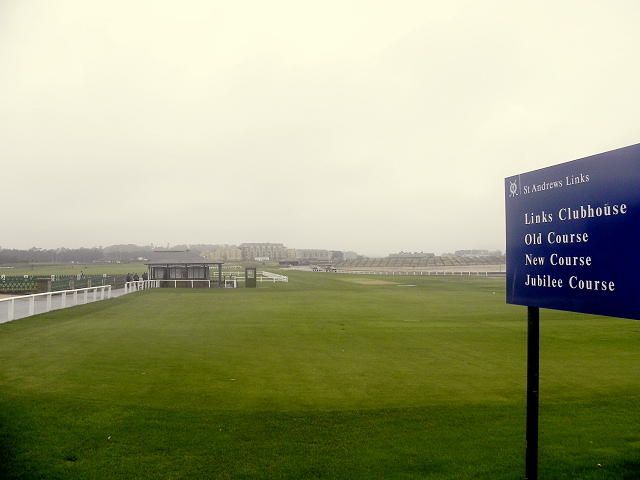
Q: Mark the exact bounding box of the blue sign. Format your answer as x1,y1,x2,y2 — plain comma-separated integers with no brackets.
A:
505,143,640,320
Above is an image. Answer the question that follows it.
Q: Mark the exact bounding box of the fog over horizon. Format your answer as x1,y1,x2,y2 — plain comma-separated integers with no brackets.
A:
0,241,502,260
2,1,639,258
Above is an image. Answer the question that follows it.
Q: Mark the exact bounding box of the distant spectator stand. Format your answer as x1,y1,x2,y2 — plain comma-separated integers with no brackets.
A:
145,251,224,288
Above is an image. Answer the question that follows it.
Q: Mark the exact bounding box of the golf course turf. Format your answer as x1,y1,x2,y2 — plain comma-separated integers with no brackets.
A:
1,271,638,478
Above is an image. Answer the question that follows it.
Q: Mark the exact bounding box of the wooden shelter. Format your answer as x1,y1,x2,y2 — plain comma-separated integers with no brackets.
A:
145,251,223,288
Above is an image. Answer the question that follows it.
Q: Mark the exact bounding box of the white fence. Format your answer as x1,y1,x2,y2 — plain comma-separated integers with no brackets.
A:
124,280,160,292
332,270,504,276
259,271,289,282
122,273,289,290
0,285,113,323
125,272,288,290
221,271,289,283
283,266,504,277
0,274,289,324
133,279,222,289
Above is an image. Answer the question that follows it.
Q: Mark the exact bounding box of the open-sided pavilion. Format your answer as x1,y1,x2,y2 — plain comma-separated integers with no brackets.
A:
145,251,223,288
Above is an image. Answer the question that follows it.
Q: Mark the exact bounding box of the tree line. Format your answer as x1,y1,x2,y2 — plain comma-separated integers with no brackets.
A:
0,244,231,265
0,247,122,264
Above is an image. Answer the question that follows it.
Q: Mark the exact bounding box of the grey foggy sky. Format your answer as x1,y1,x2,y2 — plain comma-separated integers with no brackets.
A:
1,1,639,257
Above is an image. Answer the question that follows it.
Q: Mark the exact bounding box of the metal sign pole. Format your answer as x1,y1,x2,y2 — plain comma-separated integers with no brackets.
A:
526,306,540,479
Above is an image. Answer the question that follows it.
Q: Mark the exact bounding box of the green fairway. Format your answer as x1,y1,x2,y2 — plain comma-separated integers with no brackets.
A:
0,272,638,479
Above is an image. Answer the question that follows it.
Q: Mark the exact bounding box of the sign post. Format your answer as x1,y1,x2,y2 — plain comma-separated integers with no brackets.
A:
526,306,539,480
505,143,640,478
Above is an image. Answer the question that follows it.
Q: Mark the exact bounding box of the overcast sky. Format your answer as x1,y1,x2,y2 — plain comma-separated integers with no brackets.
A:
1,1,639,256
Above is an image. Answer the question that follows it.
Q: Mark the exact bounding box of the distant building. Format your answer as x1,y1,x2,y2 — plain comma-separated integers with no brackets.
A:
239,243,290,261
202,247,243,262
297,249,331,261
388,252,435,259
454,249,502,257
203,242,349,263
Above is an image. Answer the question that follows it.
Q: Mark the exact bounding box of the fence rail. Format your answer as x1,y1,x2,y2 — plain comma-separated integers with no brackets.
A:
142,279,216,289
0,274,290,323
0,275,129,293
219,271,289,283
259,271,289,282
123,280,159,293
283,267,504,277
333,270,504,276
0,285,113,323
123,274,289,290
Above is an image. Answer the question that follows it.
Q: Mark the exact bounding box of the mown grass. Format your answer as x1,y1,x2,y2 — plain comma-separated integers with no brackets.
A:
0,271,639,479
